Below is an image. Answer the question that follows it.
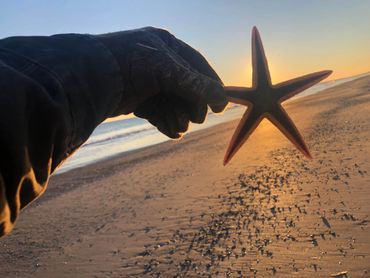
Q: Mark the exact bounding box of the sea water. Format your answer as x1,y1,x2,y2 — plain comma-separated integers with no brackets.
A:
57,105,245,173
56,73,369,174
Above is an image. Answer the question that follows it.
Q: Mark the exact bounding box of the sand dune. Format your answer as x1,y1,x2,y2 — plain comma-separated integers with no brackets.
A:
1,76,370,277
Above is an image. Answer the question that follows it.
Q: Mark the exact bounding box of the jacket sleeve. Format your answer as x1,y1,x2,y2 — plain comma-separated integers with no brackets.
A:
0,59,68,236
0,33,123,237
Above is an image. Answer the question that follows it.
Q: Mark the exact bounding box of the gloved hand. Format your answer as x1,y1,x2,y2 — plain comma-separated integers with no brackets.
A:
98,27,228,139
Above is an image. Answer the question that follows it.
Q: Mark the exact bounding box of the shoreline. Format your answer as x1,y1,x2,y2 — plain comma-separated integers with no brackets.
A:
56,72,370,175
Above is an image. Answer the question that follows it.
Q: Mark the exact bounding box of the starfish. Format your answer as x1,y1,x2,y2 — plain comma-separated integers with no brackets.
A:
223,27,332,165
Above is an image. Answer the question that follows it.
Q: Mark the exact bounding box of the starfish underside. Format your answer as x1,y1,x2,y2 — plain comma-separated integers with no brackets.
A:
223,27,332,165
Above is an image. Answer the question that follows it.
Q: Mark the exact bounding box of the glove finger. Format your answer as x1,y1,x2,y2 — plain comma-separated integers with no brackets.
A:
188,98,208,124
166,93,207,125
171,69,228,113
137,95,182,139
173,106,190,133
158,97,190,137
157,117,181,139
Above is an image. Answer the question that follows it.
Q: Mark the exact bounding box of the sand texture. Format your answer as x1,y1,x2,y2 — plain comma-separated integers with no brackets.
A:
1,76,370,277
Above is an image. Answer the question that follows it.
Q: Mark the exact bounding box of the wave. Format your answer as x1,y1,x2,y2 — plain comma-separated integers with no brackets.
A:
83,121,154,148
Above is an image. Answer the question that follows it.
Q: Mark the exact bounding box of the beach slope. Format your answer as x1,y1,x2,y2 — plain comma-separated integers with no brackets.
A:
1,76,370,277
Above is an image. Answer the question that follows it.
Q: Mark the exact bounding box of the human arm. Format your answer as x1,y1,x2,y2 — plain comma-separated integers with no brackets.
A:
0,27,227,237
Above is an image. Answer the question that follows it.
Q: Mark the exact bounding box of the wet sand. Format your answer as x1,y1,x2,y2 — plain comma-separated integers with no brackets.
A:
1,76,370,277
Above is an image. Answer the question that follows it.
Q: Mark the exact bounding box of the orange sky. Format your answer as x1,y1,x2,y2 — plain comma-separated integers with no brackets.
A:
219,40,370,87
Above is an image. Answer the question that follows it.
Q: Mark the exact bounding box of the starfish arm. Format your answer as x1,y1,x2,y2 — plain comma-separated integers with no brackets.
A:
252,26,272,89
224,107,263,165
275,70,332,102
267,106,312,159
224,86,254,106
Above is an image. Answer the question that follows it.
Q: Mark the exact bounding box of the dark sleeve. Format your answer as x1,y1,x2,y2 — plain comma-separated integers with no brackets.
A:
0,34,123,139
0,60,68,236
0,33,123,237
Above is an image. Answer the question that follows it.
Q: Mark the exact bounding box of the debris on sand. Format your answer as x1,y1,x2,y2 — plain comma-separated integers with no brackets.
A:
330,271,348,277
321,216,331,228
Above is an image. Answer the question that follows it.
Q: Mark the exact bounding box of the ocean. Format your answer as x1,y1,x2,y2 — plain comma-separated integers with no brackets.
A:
56,73,369,174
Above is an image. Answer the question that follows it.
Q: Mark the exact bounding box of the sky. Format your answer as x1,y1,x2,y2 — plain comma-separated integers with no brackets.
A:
0,0,369,86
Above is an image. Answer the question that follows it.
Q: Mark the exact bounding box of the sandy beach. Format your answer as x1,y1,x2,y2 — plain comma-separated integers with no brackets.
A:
1,76,370,277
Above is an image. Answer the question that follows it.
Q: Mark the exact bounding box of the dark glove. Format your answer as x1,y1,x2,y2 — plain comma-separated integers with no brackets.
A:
98,27,228,139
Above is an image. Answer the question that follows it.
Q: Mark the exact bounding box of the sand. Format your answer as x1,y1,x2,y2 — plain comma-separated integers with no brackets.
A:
1,76,370,277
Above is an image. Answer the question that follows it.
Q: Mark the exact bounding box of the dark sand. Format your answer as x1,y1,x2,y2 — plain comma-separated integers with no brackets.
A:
1,76,370,277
